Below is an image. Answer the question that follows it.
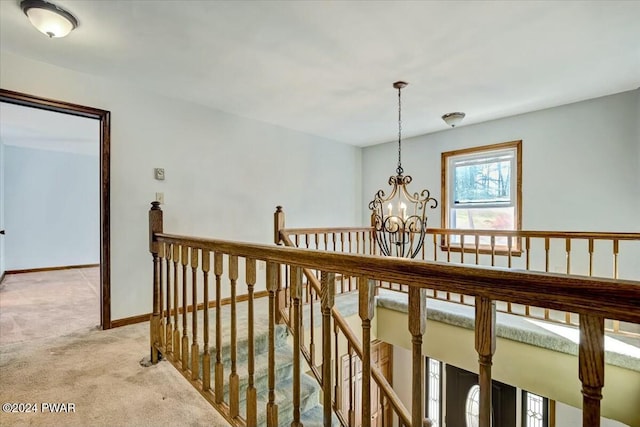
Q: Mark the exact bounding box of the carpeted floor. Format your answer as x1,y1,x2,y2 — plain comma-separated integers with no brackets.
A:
0,269,231,427
0,267,101,344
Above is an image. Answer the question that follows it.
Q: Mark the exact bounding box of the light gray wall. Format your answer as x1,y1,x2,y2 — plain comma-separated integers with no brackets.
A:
363,89,640,232
555,402,627,427
0,51,362,320
363,90,640,282
4,145,99,270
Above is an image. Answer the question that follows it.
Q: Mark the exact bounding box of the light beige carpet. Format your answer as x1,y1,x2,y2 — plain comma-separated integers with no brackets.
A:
0,268,100,344
0,269,230,426
0,321,231,427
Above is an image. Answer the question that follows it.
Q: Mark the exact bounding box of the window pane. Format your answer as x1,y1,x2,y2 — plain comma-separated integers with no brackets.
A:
465,385,480,427
454,158,511,204
451,207,515,231
525,392,545,427
427,359,441,427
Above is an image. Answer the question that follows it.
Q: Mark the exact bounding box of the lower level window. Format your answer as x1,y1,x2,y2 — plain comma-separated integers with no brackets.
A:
523,391,548,427
465,385,481,427
426,358,442,427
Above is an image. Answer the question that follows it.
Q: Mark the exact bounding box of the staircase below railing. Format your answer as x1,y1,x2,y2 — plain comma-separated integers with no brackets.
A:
149,203,640,427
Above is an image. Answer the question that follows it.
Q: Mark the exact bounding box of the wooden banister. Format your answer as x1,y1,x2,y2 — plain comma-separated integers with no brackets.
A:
155,232,640,323
149,204,640,427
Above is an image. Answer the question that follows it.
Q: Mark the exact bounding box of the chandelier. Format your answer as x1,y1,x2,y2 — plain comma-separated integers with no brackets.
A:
369,81,437,258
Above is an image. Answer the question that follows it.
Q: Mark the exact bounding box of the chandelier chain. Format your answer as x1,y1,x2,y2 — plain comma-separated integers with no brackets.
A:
397,85,403,176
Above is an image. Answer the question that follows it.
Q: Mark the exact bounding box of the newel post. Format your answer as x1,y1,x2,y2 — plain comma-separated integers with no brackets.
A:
408,287,427,427
579,314,605,427
149,201,163,364
274,205,285,245
274,206,286,324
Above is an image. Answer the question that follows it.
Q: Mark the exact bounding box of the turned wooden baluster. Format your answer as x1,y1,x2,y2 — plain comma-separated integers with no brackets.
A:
202,251,211,392
214,252,224,403
566,238,572,274
149,201,163,364
588,239,594,276
475,297,496,427
348,233,353,290
246,258,258,426
408,287,427,427
490,235,496,267
348,344,355,427
266,261,279,427
181,245,189,371
291,266,303,427
309,274,316,368
544,237,550,272
565,239,572,324
544,237,551,320
334,318,341,416
321,271,336,427
579,314,605,427
359,277,375,427
191,248,199,380
159,243,165,348
612,240,621,332
165,243,172,355
613,239,619,279
475,235,480,265
229,255,240,418
172,244,181,361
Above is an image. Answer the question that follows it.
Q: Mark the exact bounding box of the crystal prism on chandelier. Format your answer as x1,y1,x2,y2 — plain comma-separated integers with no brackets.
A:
369,81,437,258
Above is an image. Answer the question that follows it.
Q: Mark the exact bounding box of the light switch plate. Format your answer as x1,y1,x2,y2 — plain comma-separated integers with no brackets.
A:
154,168,165,180
155,192,164,204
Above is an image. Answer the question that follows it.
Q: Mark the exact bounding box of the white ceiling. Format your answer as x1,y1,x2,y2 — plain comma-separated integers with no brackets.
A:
1,1,639,147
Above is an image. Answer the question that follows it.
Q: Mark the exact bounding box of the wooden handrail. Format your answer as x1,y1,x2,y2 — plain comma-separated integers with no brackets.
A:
155,232,640,324
282,226,640,240
282,226,371,235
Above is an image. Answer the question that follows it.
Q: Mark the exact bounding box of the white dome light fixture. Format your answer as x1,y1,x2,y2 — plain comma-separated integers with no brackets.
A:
442,112,466,128
21,0,78,38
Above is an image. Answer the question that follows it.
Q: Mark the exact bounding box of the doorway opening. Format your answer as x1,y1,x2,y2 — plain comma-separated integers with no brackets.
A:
0,89,111,329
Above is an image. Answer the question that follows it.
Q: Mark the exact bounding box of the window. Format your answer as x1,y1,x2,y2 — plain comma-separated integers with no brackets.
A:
465,385,481,427
522,391,549,427
441,140,522,252
426,358,443,427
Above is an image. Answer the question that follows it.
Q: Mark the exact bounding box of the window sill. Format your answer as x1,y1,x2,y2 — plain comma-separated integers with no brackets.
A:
439,244,522,257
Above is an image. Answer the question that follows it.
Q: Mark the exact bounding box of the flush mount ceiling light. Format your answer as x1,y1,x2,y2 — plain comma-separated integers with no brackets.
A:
442,112,466,128
21,0,78,38
368,81,438,258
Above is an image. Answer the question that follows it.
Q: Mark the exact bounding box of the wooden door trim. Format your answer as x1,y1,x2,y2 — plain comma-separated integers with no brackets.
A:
0,88,112,329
